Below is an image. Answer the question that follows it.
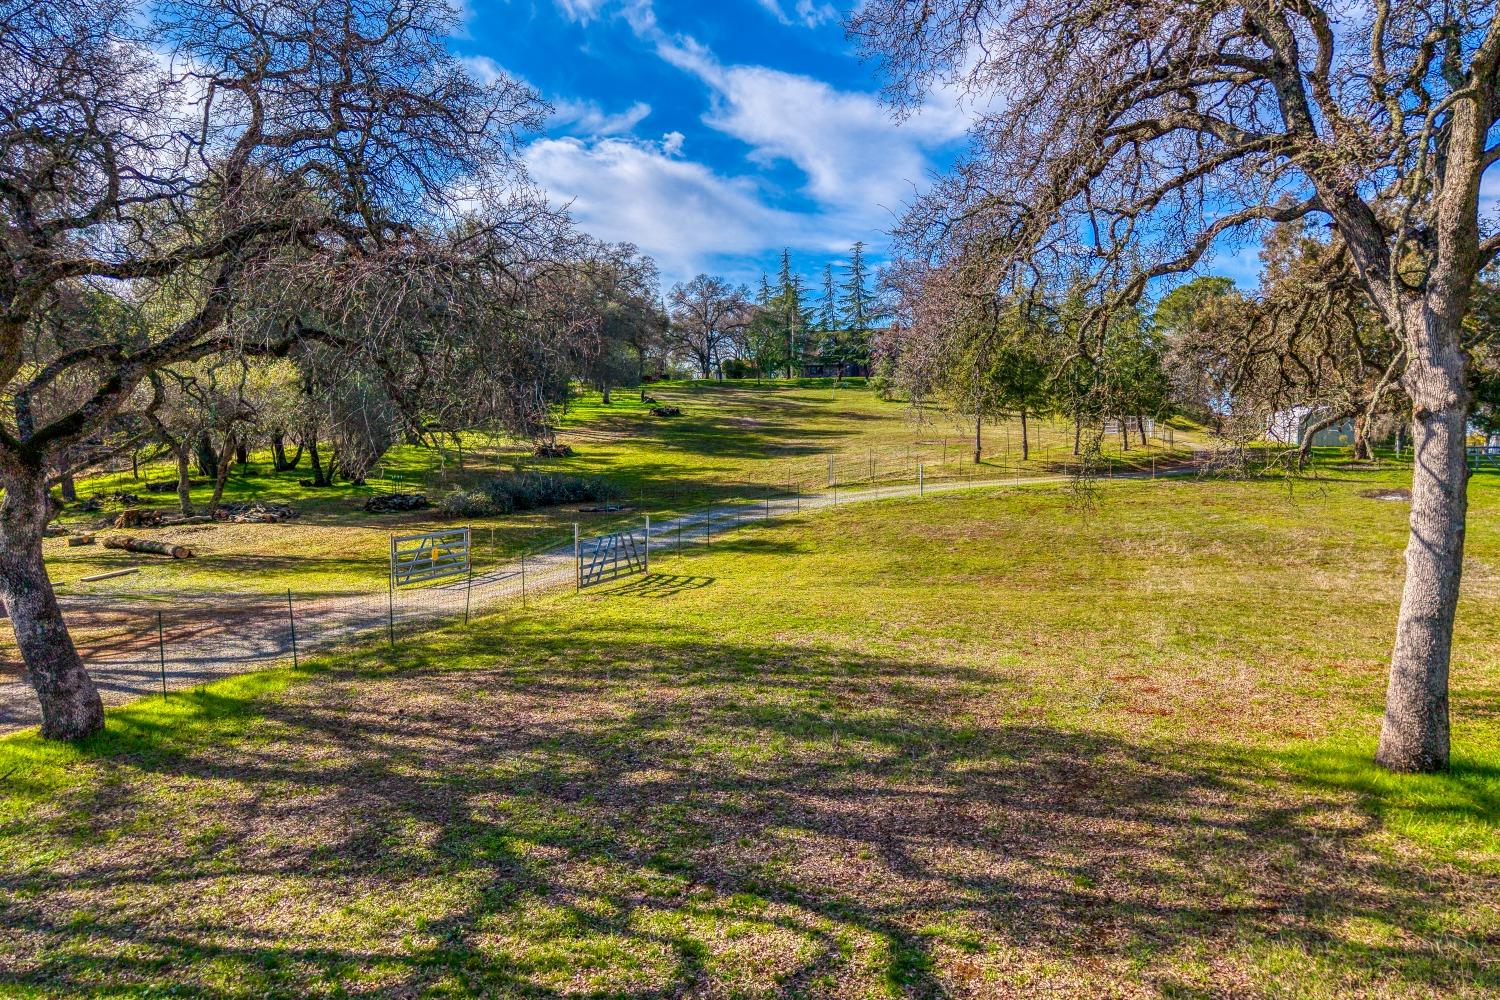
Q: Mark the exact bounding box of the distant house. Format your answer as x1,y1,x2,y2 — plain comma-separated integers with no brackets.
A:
1266,405,1356,447
795,327,882,379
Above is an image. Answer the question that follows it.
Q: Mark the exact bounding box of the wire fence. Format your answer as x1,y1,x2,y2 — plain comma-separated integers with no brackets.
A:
0,434,1192,732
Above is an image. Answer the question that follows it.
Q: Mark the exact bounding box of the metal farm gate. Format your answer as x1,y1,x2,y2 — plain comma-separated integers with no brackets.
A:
390,527,471,588
576,519,649,589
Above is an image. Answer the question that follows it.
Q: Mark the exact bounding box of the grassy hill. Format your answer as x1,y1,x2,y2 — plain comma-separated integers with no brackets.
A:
1,443,1497,995
40,380,1196,599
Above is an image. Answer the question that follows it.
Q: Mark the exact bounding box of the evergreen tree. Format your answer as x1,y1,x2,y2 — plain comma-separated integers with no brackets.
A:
838,241,879,370
818,264,838,334
773,248,812,377
840,241,873,332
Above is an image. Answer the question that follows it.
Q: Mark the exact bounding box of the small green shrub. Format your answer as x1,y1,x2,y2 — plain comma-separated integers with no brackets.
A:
480,472,622,512
438,489,496,518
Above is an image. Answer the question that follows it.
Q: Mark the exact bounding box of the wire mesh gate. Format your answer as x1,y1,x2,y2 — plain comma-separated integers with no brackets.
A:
576,519,649,589
390,527,471,587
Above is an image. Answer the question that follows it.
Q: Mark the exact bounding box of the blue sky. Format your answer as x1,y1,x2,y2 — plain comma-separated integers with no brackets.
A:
453,2,1500,300
454,0,974,292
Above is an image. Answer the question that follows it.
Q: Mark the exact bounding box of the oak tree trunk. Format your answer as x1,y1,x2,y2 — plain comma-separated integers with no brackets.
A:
1377,304,1470,773
0,470,103,740
1020,408,1029,461
174,444,193,516
210,433,236,507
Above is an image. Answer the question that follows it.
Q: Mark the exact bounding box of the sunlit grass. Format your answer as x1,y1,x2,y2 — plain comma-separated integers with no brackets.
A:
3,469,1497,996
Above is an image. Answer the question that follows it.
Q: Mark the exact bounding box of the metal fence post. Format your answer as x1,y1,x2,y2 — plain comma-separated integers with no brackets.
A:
287,590,298,669
573,522,581,591
520,550,527,608
918,462,924,496
464,559,473,625
157,610,167,698
827,455,834,487
644,515,651,573
387,538,396,647
707,507,713,545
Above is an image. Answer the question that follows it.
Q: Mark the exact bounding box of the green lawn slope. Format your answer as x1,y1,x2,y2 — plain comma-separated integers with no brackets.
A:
2,467,1496,997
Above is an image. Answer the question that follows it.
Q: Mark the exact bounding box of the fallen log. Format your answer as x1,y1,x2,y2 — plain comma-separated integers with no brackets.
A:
113,508,164,529
65,535,95,547
161,514,214,526
103,535,193,559
79,567,141,583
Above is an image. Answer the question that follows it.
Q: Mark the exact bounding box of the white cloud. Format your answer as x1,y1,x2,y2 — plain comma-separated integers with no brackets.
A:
755,0,838,27
524,133,834,284
554,0,610,23
649,35,968,223
460,54,512,87
553,98,652,136
463,56,649,139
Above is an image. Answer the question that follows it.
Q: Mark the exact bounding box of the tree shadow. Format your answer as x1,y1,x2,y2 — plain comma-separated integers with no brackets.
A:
0,627,1494,997
601,574,716,598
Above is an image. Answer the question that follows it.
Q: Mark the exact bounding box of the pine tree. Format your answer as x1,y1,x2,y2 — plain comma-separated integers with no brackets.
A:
839,241,872,333
756,271,773,307
819,264,838,334
838,241,878,370
775,248,811,377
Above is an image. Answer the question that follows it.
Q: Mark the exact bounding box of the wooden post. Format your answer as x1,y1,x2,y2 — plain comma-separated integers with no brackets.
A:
287,590,298,669
573,523,581,591
157,611,167,698
919,462,924,496
387,540,395,648
644,516,651,573
707,507,713,545
520,550,527,609
464,559,473,625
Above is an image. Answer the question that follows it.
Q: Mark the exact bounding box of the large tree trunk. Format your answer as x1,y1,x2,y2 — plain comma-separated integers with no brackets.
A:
1019,409,1029,461
307,436,327,487
973,412,982,464
210,432,236,507
0,469,103,740
58,451,76,502
174,443,193,516
1377,306,1470,773
194,432,218,479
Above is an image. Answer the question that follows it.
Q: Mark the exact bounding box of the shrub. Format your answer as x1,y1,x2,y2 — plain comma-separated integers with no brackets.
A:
650,405,682,417
437,489,496,518
480,472,622,512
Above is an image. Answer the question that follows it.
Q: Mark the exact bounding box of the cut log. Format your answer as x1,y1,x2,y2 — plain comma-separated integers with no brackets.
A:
161,514,214,526
65,535,95,547
103,535,193,558
113,508,164,529
79,567,141,583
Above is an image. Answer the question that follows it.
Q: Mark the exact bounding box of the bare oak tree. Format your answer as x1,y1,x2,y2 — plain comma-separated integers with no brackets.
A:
668,275,752,380
854,0,1500,771
0,0,555,739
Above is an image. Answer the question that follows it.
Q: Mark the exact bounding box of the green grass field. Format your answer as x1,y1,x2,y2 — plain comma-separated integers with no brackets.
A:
40,379,1196,601
2,450,1497,996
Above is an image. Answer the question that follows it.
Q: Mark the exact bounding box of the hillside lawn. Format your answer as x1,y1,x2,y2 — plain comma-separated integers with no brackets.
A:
1,467,1496,997
36,379,1196,601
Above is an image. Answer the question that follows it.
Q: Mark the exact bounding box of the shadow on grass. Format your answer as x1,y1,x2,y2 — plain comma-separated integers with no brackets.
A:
0,622,1495,997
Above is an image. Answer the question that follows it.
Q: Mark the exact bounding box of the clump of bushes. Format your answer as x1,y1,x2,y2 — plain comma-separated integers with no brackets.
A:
438,489,496,518
650,405,682,417
440,473,622,519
